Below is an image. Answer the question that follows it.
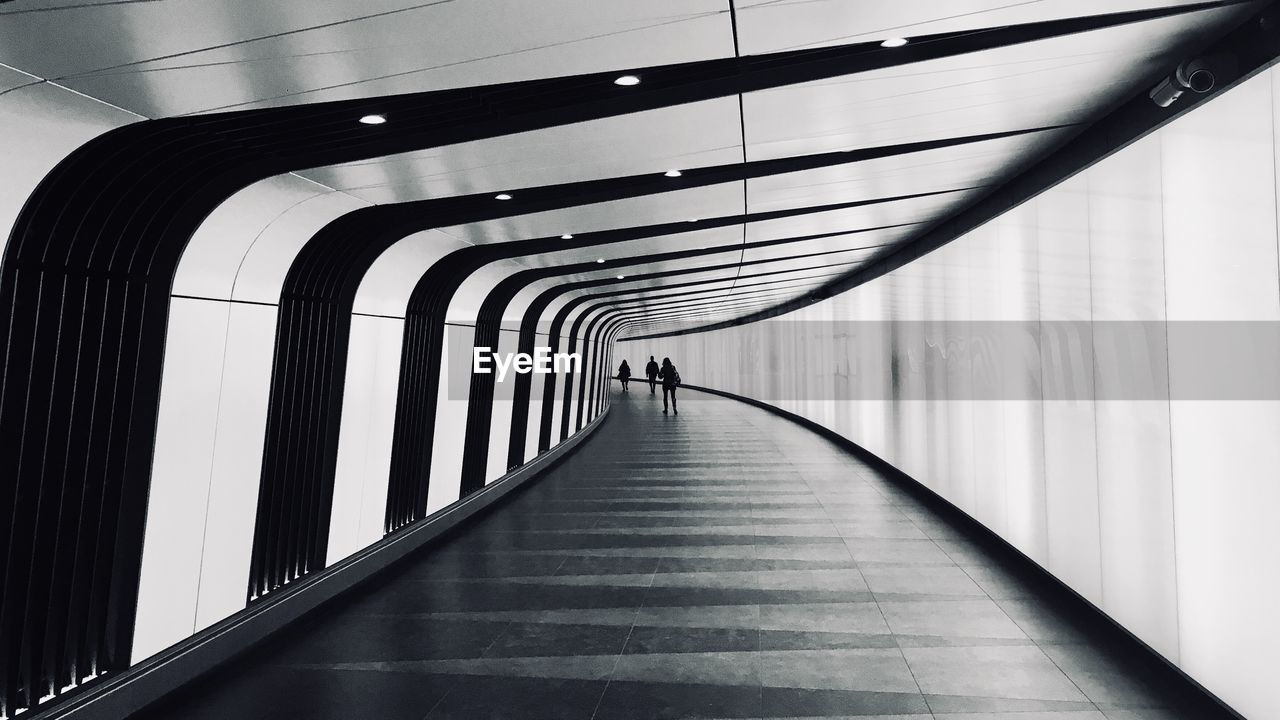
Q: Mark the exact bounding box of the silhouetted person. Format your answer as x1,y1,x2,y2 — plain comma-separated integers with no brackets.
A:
658,357,680,414
645,356,660,394
617,359,631,392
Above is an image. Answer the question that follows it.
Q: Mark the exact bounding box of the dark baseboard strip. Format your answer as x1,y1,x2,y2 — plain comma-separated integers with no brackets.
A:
29,405,611,720
680,382,1244,720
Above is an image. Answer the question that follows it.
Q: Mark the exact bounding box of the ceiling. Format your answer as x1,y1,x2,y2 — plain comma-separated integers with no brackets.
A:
0,0,1261,338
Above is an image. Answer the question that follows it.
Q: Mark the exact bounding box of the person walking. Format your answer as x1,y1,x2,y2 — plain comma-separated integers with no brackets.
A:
617,359,632,392
645,355,660,394
658,357,680,414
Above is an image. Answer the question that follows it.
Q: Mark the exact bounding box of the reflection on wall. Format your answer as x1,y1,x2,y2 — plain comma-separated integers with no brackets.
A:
646,65,1280,720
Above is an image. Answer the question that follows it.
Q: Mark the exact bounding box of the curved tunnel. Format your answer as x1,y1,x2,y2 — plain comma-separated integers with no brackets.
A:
2,2,1280,719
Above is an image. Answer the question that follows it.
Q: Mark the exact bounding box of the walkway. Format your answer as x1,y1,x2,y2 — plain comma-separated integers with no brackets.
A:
141,386,1193,719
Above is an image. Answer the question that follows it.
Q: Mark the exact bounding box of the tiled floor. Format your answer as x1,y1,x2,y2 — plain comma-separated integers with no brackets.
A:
140,387,1203,719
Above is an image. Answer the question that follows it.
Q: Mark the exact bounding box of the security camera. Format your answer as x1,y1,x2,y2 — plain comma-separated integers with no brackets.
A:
1150,59,1217,107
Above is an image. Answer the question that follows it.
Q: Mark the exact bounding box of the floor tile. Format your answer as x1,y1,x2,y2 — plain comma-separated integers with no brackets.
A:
760,686,930,717
595,679,763,719
861,565,985,597
759,602,890,635
613,651,761,686
879,599,1028,640
758,649,920,693
425,675,607,719
902,645,1091,702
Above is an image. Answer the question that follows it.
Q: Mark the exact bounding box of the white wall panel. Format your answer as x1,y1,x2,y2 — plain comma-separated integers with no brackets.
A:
1036,174,1103,605
964,224,1010,538
1163,70,1280,716
1090,133,1180,659
133,298,231,663
486,329,521,484
194,303,277,631
1171,397,1280,720
522,331,555,464
995,207,1048,564
329,315,403,565
426,327,471,514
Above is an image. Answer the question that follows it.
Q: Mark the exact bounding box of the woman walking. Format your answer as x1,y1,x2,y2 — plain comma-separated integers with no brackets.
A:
617,359,632,392
658,357,680,414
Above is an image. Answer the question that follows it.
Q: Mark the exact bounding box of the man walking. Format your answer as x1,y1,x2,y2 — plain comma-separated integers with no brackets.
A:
659,357,680,414
645,355,660,394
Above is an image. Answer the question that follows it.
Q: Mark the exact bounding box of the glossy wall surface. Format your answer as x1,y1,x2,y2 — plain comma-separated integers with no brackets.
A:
639,64,1280,720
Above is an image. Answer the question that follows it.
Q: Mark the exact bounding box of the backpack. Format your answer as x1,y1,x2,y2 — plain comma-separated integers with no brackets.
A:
670,367,681,386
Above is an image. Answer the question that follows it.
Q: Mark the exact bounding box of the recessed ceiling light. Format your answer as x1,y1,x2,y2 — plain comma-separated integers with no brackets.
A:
880,37,909,48
664,169,682,178
687,218,699,223
494,193,512,200
614,74,641,86
616,275,626,280
359,114,386,125
596,258,605,264
561,233,573,239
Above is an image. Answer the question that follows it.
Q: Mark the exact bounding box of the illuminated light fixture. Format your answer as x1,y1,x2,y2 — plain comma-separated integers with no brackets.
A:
494,193,513,200
880,37,909,48
614,74,641,86
664,169,683,178
687,218,699,223
359,114,387,125
561,233,573,239
596,258,606,264
616,275,626,280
